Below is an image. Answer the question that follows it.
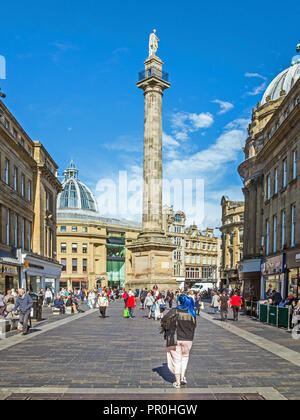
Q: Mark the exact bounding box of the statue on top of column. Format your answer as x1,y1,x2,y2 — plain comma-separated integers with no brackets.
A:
149,29,159,56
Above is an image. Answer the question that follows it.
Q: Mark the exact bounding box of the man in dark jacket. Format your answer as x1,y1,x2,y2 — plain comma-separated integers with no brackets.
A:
12,289,33,335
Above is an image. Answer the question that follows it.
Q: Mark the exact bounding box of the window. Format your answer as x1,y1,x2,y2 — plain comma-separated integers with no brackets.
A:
202,256,206,264
82,227,88,233
266,220,270,256
72,226,77,232
239,229,244,244
266,174,271,200
174,214,182,222
72,258,77,273
6,209,10,246
61,258,66,272
28,222,32,251
46,190,53,212
60,226,66,232
186,267,199,279
72,243,78,253
12,128,17,138
14,214,18,247
283,159,287,188
173,251,181,260
27,181,31,201
202,243,206,250
83,243,87,254
13,167,18,191
212,256,216,265
291,205,296,247
281,211,286,248
274,168,278,194
273,215,277,253
5,159,9,184
61,243,67,253
21,174,25,197
174,226,181,233
83,259,87,273
186,241,190,248
208,256,211,265
21,218,25,249
292,150,297,180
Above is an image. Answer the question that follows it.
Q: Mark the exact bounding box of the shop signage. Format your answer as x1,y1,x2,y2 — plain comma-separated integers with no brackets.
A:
261,254,285,276
1,265,17,275
286,250,300,268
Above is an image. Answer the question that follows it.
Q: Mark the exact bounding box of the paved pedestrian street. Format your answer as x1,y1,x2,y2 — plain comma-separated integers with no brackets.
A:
0,301,299,400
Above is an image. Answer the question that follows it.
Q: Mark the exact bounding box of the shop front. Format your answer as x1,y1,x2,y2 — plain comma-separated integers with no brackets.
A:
19,251,61,296
286,248,300,300
0,263,19,292
260,253,286,299
239,259,262,301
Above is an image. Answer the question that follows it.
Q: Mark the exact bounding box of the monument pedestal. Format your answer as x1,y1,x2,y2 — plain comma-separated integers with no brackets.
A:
128,232,177,290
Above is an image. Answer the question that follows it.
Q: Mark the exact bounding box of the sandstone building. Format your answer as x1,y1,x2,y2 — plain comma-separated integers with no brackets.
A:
0,99,62,294
219,196,244,290
238,44,300,301
163,205,221,288
56,161,141,291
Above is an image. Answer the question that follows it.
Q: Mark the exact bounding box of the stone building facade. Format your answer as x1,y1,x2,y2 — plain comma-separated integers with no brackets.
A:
163,205,221,288
238,45,300,301
0,99,62,294
219,196,244,290
56,162,141,291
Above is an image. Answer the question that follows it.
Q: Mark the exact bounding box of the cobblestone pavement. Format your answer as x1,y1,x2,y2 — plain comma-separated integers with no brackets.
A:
0,300,299,400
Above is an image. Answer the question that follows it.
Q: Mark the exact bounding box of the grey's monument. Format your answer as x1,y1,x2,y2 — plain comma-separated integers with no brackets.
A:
127,30,176,290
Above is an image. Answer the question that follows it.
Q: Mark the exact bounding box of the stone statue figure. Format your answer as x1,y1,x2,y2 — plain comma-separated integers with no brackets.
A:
149,29,159,56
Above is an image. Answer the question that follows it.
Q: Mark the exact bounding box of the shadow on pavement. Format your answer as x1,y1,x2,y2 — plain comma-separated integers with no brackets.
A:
152,363,175,384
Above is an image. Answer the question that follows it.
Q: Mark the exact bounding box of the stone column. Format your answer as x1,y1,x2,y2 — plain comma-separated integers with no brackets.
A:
127,53,176,290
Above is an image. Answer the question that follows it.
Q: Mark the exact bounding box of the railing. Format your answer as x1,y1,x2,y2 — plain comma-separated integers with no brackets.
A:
138,68,169,82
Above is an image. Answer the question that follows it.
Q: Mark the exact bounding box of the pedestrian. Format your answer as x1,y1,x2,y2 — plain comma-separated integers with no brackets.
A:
12,289,33,335
98,292,109,318
54,295,65,314
37,289,44,321
272,289,282,306
45,288,53,307
144,291,155,319
211,291,219,315
123,290,129,308
154,294,163,321
167,290,174,309
218,291,229,322
160,294,197,389
194,292,201,316
126,291,136,319
230,290,242,322
0,290,6,317
88,289,96,308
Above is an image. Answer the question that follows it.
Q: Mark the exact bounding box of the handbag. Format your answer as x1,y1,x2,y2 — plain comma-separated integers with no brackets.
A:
151,304,156,312
160,303,167,309
123,308,130,318
200,302,205,310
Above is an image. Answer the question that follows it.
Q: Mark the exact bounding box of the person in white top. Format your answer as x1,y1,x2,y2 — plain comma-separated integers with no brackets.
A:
45,288,53,307
211,291,220,314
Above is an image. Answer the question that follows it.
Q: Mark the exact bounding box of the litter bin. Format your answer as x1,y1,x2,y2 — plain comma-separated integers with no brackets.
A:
259,303,268,323
29,293,39,320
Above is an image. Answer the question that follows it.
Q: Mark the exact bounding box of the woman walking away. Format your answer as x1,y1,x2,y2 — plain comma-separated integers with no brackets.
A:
144,291,155,319
194,292,201,316
126,291,136,319
160,294,197,389
98,292,109,318
230,290,242,322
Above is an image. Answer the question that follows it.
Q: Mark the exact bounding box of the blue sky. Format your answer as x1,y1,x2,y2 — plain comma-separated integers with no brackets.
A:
1,0,300,230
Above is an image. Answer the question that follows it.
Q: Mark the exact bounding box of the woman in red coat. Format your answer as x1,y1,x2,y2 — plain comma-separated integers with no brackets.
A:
230,291,242,322
126,291,136,319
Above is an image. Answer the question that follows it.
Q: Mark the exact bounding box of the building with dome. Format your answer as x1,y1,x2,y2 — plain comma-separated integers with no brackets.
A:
56,161,141,291
238,44,300,301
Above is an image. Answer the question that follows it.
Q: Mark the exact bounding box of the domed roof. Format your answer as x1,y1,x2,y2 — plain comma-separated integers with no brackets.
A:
261,49,300,106
57,161,98,213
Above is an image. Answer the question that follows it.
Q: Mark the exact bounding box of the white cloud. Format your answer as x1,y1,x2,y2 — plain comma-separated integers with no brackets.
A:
170,111,214,141
212,99,234,115
245,73,267,96
225,118,250,131
245,72,267,80
246,82,267,96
